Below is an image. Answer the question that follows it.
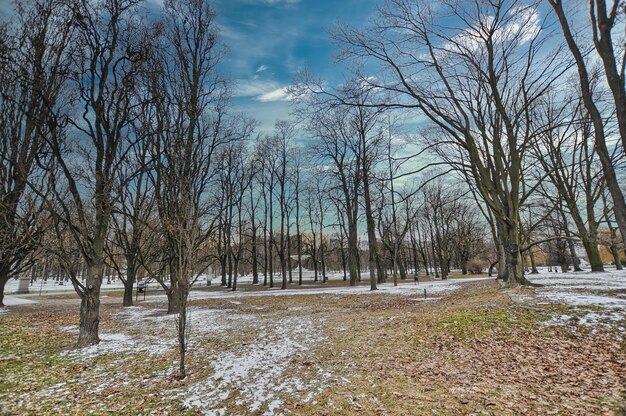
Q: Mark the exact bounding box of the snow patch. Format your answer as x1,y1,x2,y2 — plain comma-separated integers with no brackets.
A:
528,268,626,330
2,296,38,306
180,316,331,415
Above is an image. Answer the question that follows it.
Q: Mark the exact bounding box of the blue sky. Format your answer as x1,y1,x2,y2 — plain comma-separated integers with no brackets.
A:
209,0,378,131
0,0,378,132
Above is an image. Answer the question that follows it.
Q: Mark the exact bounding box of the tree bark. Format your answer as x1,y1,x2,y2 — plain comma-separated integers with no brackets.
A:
167,278,180,315
123,268,134,307
0,267,9,308
76,262,103,348
529,249,539,274
362,162,378,290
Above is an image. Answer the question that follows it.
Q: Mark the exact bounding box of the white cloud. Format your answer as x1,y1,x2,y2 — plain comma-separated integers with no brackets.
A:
234,79,292,102
256,64,269,73
257,87,292,102
441,6,540,57
234,79,281,97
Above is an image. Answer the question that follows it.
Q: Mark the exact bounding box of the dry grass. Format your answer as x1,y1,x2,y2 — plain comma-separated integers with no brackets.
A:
0,280,624,415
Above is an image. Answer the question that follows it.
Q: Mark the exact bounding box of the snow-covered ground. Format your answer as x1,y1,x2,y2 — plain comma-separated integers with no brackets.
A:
37,276,486,415
4,277,127,294
526,267,626,330
179,315,332,416
143,276,492,304
2,296,38,306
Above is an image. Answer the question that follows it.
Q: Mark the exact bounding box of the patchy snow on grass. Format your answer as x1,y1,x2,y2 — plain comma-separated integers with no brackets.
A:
528,268,626,330
528,268,626,308
59,325,79,334
5,277,127,294
62,333,140,359
140,277,490,305
2,296,38,306
63,307,177,360
179,315,331,416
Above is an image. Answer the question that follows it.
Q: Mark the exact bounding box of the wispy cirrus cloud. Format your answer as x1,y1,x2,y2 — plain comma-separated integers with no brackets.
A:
234,79,291,102
257,87,292,102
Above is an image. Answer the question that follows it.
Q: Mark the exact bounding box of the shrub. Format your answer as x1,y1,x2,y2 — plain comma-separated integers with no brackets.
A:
466,258,487,274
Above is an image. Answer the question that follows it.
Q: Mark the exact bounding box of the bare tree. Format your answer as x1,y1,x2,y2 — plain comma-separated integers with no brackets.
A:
107,129,155,306
45,0,144,347
145,0,245,378
548,0,626,255
334,0,567,286
0,0,73,306
532,96,605,271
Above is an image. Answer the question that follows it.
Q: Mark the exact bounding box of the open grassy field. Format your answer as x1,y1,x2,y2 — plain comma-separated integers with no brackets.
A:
1,277,625,415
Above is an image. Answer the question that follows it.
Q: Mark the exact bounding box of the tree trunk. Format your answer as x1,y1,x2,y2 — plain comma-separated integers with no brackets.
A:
176,279,189,379
582,239,604,272
502,224,532,287
320,239,327,283
287,221,293,285
567,239,582,272
610,241,623,270
0,268,9,308
363,187,378,290
123,262,135,307
251,238,259,284
76,262,103,348
398,257,407,280
347,222,359,286
123,280,134,307
529,249,539,274
167,280,180,315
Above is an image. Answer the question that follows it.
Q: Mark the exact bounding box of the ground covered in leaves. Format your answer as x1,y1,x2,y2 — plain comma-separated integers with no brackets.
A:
1,278,625,415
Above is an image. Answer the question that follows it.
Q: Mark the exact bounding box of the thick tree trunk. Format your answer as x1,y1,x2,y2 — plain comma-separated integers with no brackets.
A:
496,219,509,281
220,255,227,287
398,257,407,280
0,271,8,308
502,224,532,287
227,248,233,289
582,239,604,272
123,264,135,307
567,239,582,272
76,262,103,348
167,281,180,315
529,249,539,274
610,242,623,270
123,281,134,307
